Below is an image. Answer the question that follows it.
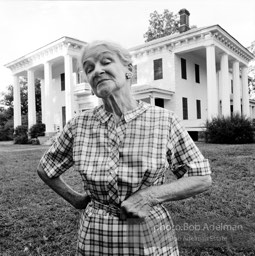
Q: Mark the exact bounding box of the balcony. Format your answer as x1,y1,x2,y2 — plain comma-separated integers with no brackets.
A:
74,82,92,95
131,84,174,100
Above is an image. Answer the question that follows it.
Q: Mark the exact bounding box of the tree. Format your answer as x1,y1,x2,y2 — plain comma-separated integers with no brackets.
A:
248,41,255,99
0,112,8,128
144,9,180,42
0,77,42,127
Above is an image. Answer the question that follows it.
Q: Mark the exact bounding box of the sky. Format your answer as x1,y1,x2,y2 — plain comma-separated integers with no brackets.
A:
0,0,255,97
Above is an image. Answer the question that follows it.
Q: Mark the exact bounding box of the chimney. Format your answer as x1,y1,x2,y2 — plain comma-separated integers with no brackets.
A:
179,8,190,33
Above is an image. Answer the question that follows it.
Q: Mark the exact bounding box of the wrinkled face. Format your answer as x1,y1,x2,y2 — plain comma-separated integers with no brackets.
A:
82,45,128,98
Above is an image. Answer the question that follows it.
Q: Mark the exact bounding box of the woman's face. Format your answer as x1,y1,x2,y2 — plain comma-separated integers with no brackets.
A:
82,45,129,98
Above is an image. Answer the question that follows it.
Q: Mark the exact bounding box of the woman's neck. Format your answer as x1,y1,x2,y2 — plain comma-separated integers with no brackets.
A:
102,91,137,123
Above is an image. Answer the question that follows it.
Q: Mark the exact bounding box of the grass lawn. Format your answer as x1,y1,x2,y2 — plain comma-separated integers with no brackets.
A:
0,142,255,256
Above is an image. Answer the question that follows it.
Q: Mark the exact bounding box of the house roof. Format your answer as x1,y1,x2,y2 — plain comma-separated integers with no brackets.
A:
4,36,87,69
4,24,254,71
129,24,254,62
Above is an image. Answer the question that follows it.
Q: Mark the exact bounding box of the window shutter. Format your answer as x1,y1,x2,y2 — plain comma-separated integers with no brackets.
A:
182,97,188,119
154,59,163,80
195,64,200,83
61,73,65,91
196,100,201,119
181,58,187,79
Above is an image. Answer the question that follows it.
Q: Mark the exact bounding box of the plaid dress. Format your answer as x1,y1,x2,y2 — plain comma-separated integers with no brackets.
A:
40,101,211,256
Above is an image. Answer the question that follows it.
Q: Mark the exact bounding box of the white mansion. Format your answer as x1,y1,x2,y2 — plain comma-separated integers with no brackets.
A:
4,9,255,139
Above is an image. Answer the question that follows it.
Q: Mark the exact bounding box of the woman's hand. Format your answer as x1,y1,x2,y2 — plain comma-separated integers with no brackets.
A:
120,187,158,220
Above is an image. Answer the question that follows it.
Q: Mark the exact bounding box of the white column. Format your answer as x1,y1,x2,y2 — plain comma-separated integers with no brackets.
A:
44,62,53,134
40,79,46,124
13,75,21,128
64,54,74,122
27,69,36,128
220,53,230,116
232,61,241,114
241,66,250,117
206,45,218,120
150,95,155,106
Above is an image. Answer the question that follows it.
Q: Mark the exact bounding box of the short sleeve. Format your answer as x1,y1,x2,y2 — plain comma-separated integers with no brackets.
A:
39,119,75,178
167,113,211,179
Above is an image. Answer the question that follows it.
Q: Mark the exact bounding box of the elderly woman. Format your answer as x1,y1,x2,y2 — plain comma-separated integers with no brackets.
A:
37,40,212,255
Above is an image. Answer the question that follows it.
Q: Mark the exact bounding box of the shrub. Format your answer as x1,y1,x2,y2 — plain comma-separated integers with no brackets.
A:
4,120,14,140
29,123,45,138
4,118,13,130
13,125,28,144
30,138,40,145
0,127,14,141
205,114,254,144
21,114,28,126
0,128,10,141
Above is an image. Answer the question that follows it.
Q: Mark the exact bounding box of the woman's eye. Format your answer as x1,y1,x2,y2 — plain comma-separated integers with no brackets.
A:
86,67,93,74
102,59,111,65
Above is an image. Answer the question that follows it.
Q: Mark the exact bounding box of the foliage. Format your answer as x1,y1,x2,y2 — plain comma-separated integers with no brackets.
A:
0,78,42,136
13,125,28,144
0,107,13,126
205,114,254,144
0,78,41,115
0,112,8,128
0,113,13,141
0,127,13,141
143,9,180,42
248,80,255,96
29,123,46,138
248,41,255,98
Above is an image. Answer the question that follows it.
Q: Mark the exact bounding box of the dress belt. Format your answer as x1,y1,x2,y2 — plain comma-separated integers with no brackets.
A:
90,200,125,219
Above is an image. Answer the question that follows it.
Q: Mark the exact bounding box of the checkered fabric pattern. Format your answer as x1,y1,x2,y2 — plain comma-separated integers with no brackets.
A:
40,101,211,256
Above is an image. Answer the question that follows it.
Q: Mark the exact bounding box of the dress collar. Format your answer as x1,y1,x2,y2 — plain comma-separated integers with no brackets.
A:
123,101,150,123
93,101,150,124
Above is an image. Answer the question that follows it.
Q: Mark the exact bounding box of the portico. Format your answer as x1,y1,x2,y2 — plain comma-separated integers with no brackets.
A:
217,53,250,118
160,25,253,121
5,37,88,134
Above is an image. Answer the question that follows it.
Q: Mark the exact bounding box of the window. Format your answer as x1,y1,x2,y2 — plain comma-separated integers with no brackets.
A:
153,59,163,80
195,64,200,83
155,98,164,108
196,100,201,119
62,106,66,128
182,97,188,120
181,58,187,79
132,65,137,84
61,73,65,91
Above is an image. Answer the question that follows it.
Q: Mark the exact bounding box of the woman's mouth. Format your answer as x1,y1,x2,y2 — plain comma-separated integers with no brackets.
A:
96,79,110,86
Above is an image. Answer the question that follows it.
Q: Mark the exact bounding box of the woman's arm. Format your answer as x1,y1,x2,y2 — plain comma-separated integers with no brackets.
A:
121,175,212,219
151,174,212,203
37,163,90,209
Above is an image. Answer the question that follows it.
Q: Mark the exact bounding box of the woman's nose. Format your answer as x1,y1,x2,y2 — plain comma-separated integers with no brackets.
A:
93,63,105,76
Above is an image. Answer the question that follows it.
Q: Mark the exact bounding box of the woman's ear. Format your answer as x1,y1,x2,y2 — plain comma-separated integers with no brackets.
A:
128,63,133,72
